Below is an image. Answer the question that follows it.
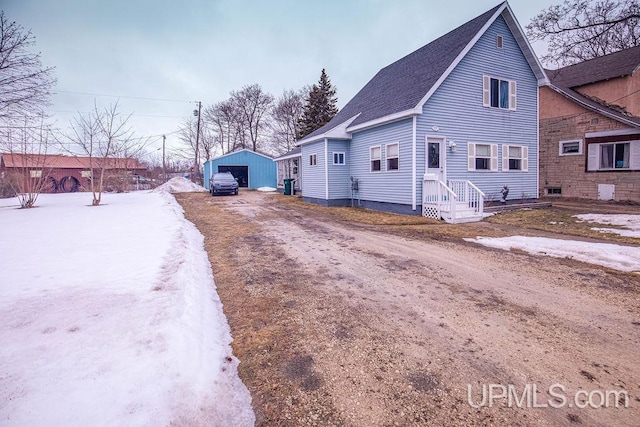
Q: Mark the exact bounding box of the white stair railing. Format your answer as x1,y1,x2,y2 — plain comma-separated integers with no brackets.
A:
422,175,457,222
449,180,485,217
423,177,485,223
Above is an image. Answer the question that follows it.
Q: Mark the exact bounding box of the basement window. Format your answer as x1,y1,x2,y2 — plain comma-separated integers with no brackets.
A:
546,188,562,195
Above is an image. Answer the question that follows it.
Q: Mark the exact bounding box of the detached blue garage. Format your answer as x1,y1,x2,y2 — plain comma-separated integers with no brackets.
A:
204,149,276,190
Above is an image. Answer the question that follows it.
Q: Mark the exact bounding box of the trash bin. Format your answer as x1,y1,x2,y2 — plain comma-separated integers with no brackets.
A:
284,178,292,195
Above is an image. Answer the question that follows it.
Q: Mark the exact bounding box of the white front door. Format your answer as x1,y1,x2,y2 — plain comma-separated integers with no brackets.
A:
426,136,446,182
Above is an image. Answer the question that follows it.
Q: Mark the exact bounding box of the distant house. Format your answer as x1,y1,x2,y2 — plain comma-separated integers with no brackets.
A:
273,147,302,192
539,46,640,202
203,149,276,190
296,2,547,222
0,153,148,193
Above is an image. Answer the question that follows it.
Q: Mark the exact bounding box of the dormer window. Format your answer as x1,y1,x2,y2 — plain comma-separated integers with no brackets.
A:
497,35,503,49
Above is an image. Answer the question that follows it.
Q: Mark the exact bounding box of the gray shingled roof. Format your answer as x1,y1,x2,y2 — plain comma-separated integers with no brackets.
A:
545,45,640,128
300,3,503,142
273,146,301,161
546,45,640,88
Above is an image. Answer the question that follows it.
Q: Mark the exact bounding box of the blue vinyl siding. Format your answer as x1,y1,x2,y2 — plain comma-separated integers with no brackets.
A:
205,149,276,189
301,140,326,199
203,161,211,189
417,15,539,201
349,119,414,205
327,140,350,199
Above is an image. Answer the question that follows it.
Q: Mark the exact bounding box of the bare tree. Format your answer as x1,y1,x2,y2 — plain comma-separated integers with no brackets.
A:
230,84,274,152
270,88,305,155
66,101,147,205
0,11,56,120
174,117,218,176
527,0,640,66
0,115,54,207
204,99,244,154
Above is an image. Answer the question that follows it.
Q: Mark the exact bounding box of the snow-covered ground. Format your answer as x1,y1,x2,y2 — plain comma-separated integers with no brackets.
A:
575,213,640,238
153,176,208,193
466,214,640,273
0,190,254,426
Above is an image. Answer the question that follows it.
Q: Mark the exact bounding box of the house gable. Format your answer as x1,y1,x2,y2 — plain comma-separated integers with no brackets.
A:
298,2,547,143
298,3,505,144
416,12,540,199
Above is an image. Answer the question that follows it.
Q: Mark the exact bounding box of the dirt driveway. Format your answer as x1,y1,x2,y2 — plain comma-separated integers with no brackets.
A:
176,191,640,427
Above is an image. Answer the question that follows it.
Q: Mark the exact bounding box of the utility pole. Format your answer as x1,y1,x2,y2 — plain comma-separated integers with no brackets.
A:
193,101,202,184
162,134,166,183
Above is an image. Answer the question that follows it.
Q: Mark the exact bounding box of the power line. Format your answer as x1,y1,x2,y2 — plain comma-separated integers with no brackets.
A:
54,90,195,104
611,88,640,103
48,109,186,119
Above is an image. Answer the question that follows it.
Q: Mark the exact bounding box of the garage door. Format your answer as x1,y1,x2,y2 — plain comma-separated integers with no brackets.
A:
218,165,248,187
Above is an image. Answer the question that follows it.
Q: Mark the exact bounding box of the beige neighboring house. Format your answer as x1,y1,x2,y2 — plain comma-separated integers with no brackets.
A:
539,46,640,202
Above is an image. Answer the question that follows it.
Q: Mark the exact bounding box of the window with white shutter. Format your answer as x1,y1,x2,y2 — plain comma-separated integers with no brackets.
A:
482,75,516,110
502,144,528,171
468,143,498,171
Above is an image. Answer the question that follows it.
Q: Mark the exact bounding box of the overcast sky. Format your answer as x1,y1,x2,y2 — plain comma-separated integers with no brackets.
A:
3,0,557,156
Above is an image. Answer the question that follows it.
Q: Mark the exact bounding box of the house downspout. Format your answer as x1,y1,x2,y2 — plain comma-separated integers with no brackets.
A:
412,116,417,211
536,87,540,199
324,138,329,200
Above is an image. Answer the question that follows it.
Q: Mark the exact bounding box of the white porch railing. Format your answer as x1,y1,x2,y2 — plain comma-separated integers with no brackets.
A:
422,176,485,223
448,179,485,217
422,176,457,222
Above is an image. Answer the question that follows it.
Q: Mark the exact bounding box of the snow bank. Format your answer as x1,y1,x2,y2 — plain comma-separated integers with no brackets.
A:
153,176,207,193
465,235,640,273
574,213,640,238
0,192,254,426
257,186,277,192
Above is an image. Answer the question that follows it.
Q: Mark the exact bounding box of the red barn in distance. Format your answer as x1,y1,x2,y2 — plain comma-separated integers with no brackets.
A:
0,153,149,193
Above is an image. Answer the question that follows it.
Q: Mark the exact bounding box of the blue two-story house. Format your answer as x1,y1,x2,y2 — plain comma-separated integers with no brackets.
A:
297,2,548,223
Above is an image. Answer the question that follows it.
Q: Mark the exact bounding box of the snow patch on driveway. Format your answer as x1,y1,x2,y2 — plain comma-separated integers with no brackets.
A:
465,235,640,273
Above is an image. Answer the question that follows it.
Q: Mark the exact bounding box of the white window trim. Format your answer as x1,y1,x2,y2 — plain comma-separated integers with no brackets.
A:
559,139,583,156
482,75,516,111
385,142,399,172
332,151,345,166
370,145,382,173
587,140,639,171
309,153,317,167
501,144,528,172
468,142,498,172
30,170,42,178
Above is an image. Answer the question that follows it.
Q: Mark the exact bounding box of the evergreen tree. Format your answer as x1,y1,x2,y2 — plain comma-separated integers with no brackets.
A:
297,69,338,139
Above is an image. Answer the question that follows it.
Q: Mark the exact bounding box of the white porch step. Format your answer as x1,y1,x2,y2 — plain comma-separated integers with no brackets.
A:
441,203,483,223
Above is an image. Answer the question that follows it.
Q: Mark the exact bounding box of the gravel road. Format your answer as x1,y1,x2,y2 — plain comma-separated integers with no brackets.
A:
178,191,640,426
